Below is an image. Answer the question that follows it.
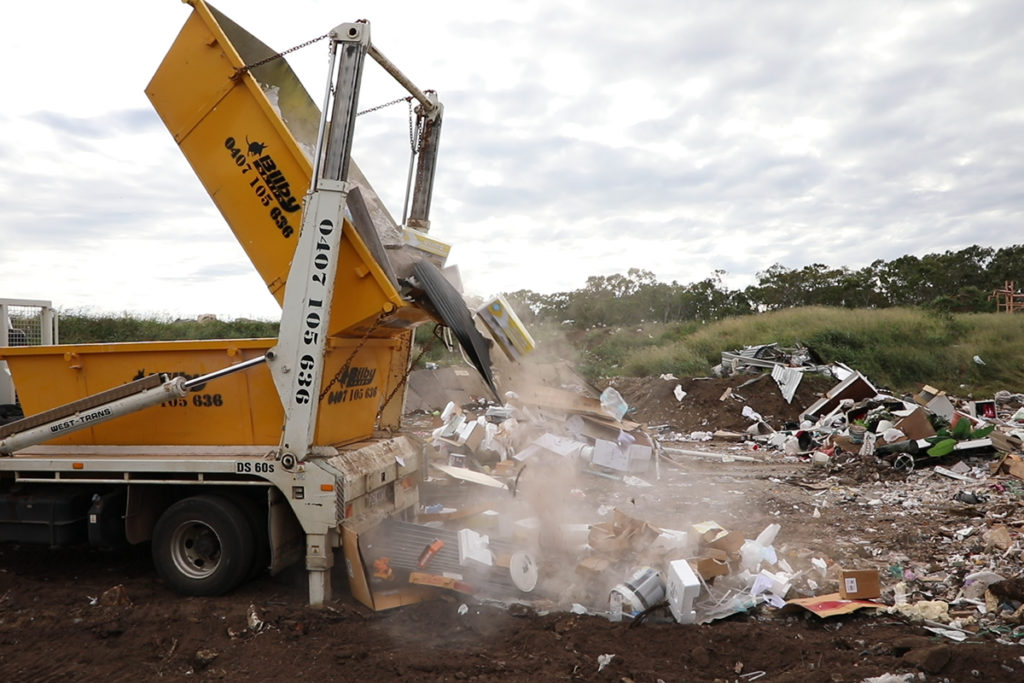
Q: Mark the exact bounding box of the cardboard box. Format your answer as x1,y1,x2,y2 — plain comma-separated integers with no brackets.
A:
839,568,881,599
476,295,535,361
692,552,730,580
341,524,436,611
706,529,745,555
402,227,451,267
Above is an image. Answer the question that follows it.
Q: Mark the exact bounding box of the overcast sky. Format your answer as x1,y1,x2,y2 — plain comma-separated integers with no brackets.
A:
1,0,1022,321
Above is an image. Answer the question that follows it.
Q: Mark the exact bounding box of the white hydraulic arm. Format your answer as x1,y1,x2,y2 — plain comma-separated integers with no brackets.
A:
266,22,370,467
0,357,266,456
266,21,444,465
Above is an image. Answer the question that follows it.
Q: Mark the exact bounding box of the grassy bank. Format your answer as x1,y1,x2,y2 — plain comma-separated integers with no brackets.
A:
571,307,1024,395
50,307,1024,396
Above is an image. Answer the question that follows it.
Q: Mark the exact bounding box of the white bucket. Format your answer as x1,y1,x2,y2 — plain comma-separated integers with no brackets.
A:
609,567,666,613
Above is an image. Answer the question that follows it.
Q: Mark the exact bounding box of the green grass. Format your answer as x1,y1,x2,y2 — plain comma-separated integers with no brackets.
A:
49,306,1024,395
569,307,1024,394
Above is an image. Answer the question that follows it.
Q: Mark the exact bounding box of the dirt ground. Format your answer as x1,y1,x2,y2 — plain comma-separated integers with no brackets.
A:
2,372,1024,682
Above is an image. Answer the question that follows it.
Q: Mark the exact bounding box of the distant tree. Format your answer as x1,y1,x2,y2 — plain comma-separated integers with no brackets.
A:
985,244,1024,292
502,243,1020,327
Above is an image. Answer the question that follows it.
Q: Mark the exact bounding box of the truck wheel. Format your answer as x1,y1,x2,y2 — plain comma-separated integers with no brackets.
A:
152,495,254,596
222,491,270,581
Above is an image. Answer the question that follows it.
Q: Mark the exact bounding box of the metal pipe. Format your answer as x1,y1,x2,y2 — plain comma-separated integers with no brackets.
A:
183,355,268,390
0,378,189,455
311,41,338,188
401,143,417,226
367,43,435,112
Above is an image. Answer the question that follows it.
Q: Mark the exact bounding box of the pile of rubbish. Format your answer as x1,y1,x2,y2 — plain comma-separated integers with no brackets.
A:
716,341,833,378
369,357,1024,641
753,370,1024,474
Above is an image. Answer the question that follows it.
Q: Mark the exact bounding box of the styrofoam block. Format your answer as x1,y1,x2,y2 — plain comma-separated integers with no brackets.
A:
666,558,700,624
458,528,492,567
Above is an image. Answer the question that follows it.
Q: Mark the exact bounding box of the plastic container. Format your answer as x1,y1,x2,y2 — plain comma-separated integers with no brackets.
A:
599,387,629,421
609,567,666,614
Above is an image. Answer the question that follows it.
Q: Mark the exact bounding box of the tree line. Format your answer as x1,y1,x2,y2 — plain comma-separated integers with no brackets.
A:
503,244,1024,328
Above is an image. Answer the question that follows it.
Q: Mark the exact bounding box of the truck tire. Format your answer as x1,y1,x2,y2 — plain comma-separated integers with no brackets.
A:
151,494,255,596
221,490,270,581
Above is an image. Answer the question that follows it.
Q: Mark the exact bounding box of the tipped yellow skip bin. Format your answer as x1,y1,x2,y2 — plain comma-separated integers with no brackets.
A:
146,0,408,335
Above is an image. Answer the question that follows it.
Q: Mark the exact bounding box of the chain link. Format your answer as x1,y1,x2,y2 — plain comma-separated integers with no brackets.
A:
408,100,426,155
358,95,412,117
234,32,332,77
375,325,442,421
318,313,386,403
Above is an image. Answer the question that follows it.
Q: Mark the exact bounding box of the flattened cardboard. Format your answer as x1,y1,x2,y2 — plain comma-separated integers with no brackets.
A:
431,463,507,489
587,509,661,556
990,431,1023,455
511,384,609,418
892,406,936,440
576,555,612,579
409,571,476,595
783,592,883,618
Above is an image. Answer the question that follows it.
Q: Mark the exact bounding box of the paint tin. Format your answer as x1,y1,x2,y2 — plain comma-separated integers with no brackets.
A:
609,566,666,614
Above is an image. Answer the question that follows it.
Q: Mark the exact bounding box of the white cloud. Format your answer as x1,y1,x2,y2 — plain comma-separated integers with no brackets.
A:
1,0,1022,321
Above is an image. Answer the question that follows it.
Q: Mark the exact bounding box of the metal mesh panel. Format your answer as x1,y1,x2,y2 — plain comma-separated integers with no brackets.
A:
1,301,55,347
5,306,40,346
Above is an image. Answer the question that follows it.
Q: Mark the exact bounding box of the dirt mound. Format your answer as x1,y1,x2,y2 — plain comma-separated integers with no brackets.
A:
607,372,836,433
1,543,1018,681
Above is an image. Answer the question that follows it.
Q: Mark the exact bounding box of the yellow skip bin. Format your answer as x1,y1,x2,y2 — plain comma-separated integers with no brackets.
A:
146,0,409,335
0,338,403,447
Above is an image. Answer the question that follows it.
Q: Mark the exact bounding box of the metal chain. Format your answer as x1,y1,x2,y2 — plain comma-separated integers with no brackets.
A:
376,325,442,420
408,99,426,154
318,313,386,403
234,32,332,77
358,95,411,117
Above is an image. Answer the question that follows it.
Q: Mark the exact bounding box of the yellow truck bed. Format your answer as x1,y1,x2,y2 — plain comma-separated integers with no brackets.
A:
0,337,407,446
